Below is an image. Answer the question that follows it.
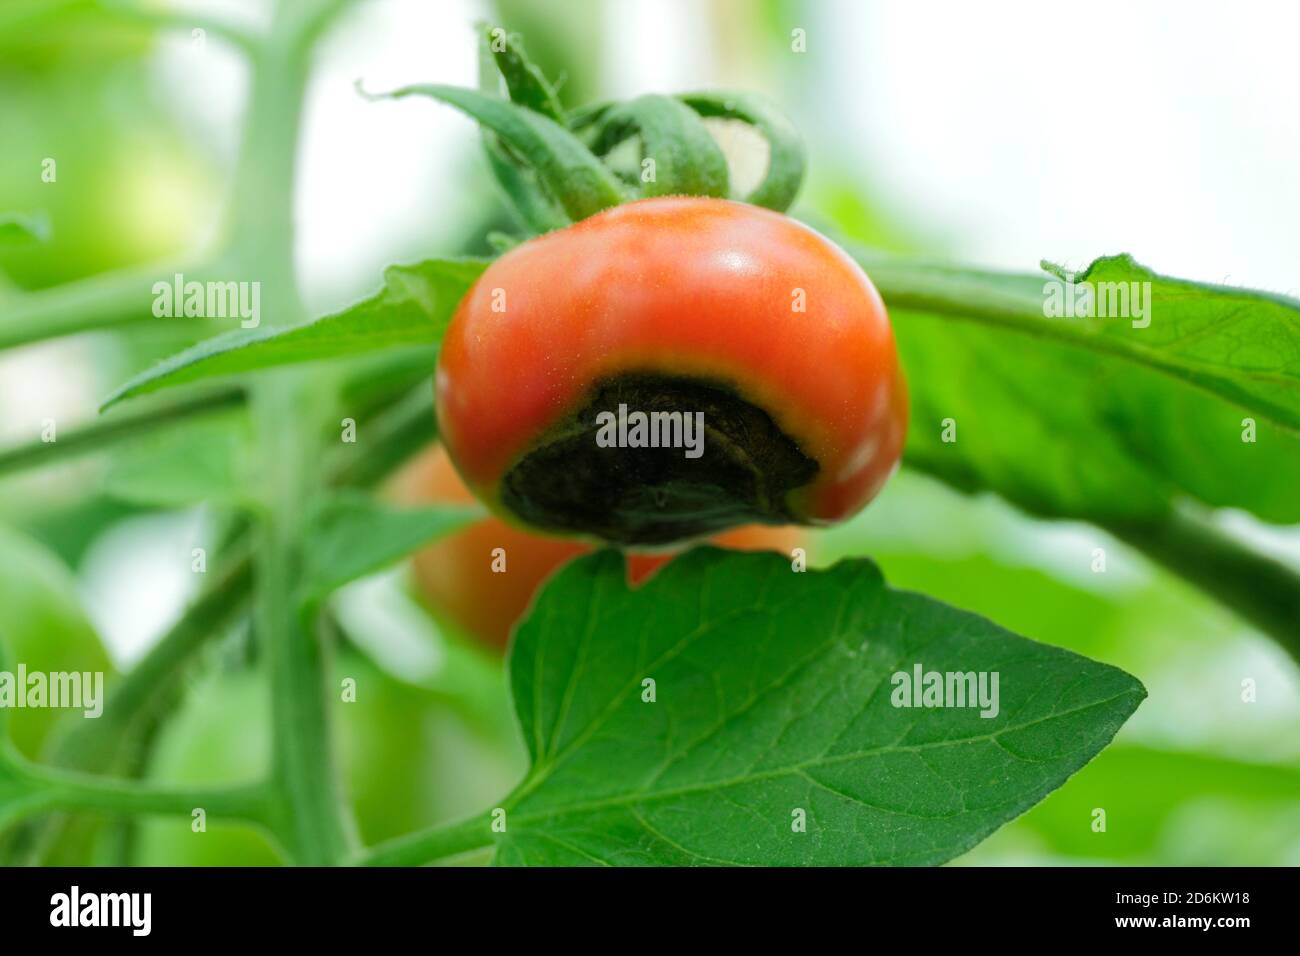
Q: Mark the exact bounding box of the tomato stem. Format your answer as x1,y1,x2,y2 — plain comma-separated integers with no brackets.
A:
0,741,273,834
350,814,495,867
232,2,360,867
1104,507,1300,665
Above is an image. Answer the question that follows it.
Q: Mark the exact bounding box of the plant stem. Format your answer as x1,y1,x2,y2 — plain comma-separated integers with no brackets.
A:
38,378,429,787
0,258,208,351
236,0,358,865
48,547,253,773
907,455,1300,666
0,745,270,833
1104,508,1300,664
255,377,356,864
325,382,439,489
40,772,271,823
0,387,244,477
351,815,495,867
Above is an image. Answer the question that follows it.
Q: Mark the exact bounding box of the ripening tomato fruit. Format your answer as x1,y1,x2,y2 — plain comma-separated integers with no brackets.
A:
436,196,907,546
390,445,803,649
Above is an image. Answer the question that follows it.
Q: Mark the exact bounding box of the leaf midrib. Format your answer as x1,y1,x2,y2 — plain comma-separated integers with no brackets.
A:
871,264,1300,437
508,688,1141,827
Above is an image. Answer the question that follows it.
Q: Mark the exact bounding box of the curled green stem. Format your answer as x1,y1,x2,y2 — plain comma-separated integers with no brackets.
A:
678,91,805,212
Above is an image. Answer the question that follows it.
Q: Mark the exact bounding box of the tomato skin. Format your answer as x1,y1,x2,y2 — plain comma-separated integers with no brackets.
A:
391,446,802,649
436,196,907,536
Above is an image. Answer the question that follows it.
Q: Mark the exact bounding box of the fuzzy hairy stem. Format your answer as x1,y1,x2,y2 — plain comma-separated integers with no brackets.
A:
229,0,360,865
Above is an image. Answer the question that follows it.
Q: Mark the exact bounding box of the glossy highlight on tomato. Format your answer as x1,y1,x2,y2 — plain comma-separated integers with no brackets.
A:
436,196,907,545
391,446,802,649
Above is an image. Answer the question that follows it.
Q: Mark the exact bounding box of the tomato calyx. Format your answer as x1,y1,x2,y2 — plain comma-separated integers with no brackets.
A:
498,372,818,545
360,25,806,232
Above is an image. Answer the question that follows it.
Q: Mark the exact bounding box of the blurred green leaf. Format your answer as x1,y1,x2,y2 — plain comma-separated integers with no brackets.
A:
102,412,255,508
867,253,1300,523
972,745,1300,865
300,494,483,601
135,649,512,864
495,548,1144,865
326,383,439,491
0,525,114,761
0,757,44,839
102,259,488,409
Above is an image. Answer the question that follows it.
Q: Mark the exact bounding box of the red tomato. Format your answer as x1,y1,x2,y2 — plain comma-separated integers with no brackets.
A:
436,196,906,545
390,446,802,649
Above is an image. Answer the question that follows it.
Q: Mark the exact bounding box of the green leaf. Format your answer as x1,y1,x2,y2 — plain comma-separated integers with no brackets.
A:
0,524,114,761
299,493,483,602
102,411,255,508
1043,255,1300,436
364,83,626,223
101,258,487,410
495,548,1144,866
593,94,730,200
678,92,805,212
864,252,1300,523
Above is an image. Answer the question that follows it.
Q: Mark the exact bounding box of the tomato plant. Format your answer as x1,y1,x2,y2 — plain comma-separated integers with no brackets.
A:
133,650,518,865
0,1,1296,880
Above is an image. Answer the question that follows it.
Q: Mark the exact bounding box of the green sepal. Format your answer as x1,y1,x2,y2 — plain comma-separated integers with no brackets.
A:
481,135,571,235
480,23,566,123
679,91,805,211
592,94,730,200
364,83,626,223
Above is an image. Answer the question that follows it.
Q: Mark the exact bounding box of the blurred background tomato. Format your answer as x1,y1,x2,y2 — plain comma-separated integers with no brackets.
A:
390,445,802,649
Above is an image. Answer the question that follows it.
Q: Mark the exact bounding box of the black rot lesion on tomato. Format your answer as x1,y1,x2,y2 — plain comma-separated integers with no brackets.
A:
499,372,819,545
